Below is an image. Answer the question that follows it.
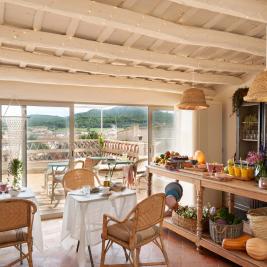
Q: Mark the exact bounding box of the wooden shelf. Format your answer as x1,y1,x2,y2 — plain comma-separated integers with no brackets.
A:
163,217,197,243
200,236,267,267
242,139,258,142
163,218,267,267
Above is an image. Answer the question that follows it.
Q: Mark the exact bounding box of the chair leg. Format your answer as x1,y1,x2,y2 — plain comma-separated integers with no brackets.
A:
159,235,169,267
136,247,140,266
51,182,55,204
88,245,94,267
19,244,23,265
76,240,80,252
130,250,138,267
27,242,33,267
100,239,106,267
123,247,129,262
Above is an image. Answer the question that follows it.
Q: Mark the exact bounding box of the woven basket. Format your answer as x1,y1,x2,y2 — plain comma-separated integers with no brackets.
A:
172,211,197,232
172,211,208,233
247,207,267,240
209,220,243,244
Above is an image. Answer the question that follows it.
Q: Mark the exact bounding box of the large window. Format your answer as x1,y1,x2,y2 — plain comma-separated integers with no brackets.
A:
1,103,187,215
26,106,70,196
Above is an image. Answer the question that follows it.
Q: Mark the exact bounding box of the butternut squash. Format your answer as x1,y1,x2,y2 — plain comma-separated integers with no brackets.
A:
222,234,252,251
194,150,206,164
246,238,267,261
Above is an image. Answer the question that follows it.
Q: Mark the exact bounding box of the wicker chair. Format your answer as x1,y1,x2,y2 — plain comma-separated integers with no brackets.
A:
63,168,96,197
100,193,168,267
63,168,96,267
84,157,102,185
0,199,37,267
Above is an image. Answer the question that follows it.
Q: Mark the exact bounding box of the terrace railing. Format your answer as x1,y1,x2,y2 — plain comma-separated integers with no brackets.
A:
2,138,148,173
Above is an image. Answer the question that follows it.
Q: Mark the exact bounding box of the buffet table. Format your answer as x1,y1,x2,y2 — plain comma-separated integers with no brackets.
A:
147,165,267,267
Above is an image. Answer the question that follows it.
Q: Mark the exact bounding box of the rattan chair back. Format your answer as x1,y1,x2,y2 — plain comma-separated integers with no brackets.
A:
134,193,165,231
63,168,95,194
0,199,37,232
84,157,99,169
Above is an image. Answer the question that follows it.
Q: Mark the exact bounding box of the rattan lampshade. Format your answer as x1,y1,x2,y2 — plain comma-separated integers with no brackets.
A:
244,71,267,102
178,88,209,110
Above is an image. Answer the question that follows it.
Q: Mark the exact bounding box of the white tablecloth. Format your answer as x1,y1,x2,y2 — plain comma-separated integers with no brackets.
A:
0,188,44,252
61,189,137,267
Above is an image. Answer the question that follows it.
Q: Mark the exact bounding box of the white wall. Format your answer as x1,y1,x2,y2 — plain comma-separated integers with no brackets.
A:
215,75,255,164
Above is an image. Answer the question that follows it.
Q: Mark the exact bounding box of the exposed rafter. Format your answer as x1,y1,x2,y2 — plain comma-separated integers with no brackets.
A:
33,9,44,31
0,48,242,85
4,0,265,56
0,25,263,74
169,0,267,24
0,66,215,95
0,1,5,25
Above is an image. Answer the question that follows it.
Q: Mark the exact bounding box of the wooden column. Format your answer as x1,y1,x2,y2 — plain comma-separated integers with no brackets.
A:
228,193,235,213
196,182,204,251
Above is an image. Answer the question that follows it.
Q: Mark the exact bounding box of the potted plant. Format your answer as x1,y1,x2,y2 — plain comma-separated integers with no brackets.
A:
246,151,267,184
8,158,23,196
172,204,212,233
231,87,249,116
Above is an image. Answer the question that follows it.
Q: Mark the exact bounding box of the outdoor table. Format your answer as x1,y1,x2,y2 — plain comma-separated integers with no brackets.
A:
0,188,44,252
45,161,69,193
90,156,133,177
61,188,137,267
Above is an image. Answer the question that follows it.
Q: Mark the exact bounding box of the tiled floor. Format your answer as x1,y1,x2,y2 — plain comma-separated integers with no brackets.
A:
0,218,238,267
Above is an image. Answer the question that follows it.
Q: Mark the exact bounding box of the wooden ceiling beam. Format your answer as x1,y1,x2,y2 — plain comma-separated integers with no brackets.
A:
33,9,44,31
0,25,263,74
0,47,241,85
5,0,265,56
0,1,5,25
0,65,214,95
169,0,267,24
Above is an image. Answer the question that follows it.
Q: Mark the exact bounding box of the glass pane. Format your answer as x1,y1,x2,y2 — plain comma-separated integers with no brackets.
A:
1,105,24,184
26,106,69,207
152,110,176,157
74,104,148,177
238,104,259,159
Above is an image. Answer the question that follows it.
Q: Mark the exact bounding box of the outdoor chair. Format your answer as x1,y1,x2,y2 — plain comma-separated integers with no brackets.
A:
50,164,68,204
100,193,168,267
0,199,37,267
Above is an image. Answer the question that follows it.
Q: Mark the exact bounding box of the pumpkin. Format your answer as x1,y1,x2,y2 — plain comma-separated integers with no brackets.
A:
222,234,252,251
194,150,206,164
246,238,267,261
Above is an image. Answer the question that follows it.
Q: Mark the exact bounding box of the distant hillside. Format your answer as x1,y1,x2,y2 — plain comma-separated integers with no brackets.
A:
28,107,173,129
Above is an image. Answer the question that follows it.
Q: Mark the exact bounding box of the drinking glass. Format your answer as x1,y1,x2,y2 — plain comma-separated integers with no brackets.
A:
82,185,91,196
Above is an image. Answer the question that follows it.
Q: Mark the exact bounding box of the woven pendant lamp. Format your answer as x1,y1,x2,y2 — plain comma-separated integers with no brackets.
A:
244,70,267,102
245,26,267,102
178,88,209,110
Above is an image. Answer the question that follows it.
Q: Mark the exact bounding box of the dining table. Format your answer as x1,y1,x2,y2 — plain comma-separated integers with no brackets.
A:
0,188,44,252
61,188,137,267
